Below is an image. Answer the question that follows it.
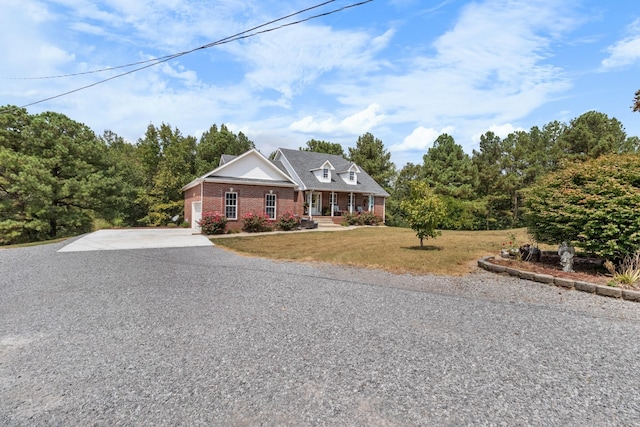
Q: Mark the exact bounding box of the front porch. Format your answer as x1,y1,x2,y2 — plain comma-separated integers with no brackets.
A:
302,190,381,219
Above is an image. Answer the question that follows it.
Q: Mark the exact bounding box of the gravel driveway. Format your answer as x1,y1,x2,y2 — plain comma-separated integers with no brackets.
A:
1,238,640,425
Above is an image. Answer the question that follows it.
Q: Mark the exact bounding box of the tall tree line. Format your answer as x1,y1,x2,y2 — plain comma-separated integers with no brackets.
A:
389,111,639,230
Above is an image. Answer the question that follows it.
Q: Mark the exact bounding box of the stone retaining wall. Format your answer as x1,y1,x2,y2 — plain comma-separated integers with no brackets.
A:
477,256,640,303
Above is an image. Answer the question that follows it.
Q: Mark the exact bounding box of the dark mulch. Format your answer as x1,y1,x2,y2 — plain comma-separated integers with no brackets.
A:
489,252,612,286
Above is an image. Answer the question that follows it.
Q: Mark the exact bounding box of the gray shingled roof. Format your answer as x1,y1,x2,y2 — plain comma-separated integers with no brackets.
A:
277,148,390,196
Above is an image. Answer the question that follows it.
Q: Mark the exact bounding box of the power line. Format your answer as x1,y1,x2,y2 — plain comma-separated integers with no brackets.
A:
18,0,374,108
6,0,338,81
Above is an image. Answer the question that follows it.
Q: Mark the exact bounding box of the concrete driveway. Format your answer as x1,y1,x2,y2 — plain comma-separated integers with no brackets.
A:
57,228,213,252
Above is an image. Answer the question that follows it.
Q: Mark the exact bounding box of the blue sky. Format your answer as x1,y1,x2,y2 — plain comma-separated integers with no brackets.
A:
1,0,639,167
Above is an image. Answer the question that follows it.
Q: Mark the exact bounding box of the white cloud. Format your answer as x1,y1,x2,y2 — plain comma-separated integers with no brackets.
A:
601,18,640,70
321,0,575,152
391,126,456,151
471,123,526,143
233,24,388,99
289,104,385,134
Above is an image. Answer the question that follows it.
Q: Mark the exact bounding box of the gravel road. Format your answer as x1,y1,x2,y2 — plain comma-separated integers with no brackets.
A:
1,239,640,426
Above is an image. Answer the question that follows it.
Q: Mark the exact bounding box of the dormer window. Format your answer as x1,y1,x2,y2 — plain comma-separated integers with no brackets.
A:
339,163,359,185
312,160,335,183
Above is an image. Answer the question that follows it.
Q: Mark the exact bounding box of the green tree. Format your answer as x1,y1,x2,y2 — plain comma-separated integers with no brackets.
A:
400,181,447,248
556,111,627,161
524,153,640,261
386,162,422,227
0,107,115,242
142,124,197,225
471,131,510,230
348,132,395,190
422,134,478,200
300,139,345,156
195,124,255,175
632,89,640,113
100,130,147,226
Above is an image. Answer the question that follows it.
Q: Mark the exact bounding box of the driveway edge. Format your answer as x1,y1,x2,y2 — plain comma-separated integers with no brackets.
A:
478,256,640,303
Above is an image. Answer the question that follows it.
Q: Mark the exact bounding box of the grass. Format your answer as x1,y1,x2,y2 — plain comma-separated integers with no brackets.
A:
212,226,543,276
0,237,69,249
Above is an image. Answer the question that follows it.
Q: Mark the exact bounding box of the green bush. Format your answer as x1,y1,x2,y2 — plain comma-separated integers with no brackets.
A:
276,211,300,231
341,211,383,226
242,211,272,233
524,153,640,260
198,211,228,235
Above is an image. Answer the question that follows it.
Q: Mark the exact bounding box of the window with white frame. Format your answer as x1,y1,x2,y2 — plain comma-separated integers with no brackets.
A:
265,193,276,220
322,168,329,179
349,171,355,182
225,192,237,219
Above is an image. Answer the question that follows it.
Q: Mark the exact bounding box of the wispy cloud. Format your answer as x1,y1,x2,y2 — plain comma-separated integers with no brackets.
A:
390,126,456,151
601,18,640,70
290,103,385,134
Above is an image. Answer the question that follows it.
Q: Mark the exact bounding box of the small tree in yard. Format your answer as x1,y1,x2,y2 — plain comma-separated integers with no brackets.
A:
400,181,448,248
524,153,640,262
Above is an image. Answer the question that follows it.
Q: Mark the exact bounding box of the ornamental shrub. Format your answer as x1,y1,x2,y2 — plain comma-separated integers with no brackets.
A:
242,211,272,233
198,211,227,235
276,211,299,231
341,211,363,226
342,211,383,226
523,153,640,260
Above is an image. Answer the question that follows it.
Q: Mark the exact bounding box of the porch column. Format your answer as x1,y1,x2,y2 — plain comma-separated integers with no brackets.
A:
308,190,313,220
349,192,354,214
330,192,335,217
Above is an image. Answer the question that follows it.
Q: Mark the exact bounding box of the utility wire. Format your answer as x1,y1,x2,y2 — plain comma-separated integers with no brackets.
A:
18,0,373,107
7,0,338,81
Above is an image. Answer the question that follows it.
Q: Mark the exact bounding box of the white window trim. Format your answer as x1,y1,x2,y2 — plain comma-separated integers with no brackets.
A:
265,193,277,220
225,192,238,220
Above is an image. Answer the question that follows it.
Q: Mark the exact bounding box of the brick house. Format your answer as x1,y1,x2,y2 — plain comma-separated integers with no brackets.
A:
182,148,390,231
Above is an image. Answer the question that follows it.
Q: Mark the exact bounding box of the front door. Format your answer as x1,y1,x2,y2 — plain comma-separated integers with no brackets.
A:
192,201,202,228
311,193,322,216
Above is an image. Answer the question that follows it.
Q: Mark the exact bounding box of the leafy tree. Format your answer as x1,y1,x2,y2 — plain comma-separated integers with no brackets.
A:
300,139,345,156
0,107,115,242
422,134,477,200
100,130,147,226
471,131,512,230
524,153,640,261
348,132,395,190
386,162,422,227
141,123,197,225
400,181,447,248
472,131,503,198
633,89,640,113
556,111,627,161
195,124,255,175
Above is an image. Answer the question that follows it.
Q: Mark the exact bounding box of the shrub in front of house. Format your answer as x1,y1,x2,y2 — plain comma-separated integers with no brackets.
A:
342,211,383,226
198,211,228,235
242,211,272,233
276,211,300,231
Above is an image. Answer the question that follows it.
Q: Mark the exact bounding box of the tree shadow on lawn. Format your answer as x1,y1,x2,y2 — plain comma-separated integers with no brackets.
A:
402,245,443,251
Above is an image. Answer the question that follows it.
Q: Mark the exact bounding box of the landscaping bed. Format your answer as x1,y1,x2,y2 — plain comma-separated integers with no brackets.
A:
488,252,612,287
